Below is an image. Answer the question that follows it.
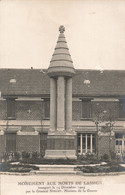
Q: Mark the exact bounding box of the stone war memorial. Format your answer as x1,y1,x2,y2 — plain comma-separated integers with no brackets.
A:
0,26,125,161
45,25,76,159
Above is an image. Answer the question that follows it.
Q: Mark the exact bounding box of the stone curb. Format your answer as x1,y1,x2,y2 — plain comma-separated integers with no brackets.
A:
1,171,125,176
0,172,31,176
76,171,125,176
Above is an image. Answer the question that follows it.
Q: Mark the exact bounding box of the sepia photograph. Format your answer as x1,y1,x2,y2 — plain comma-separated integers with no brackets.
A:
0,0,125,194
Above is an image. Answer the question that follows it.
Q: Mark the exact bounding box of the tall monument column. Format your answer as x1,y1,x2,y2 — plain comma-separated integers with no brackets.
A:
57,76,65,131
65,78,72,130
50,78,57,130
45,26,76,159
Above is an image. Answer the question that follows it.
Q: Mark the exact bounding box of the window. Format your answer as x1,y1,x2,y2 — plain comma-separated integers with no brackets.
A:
115,133,125,154
6,99,16,119
81,100,91,119
6,133,16,152
119,100,125,119
44,99,50,119
77,133,95,154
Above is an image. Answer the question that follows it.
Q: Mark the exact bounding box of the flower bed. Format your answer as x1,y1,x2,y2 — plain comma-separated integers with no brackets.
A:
0,163,39,173
75,162,125,173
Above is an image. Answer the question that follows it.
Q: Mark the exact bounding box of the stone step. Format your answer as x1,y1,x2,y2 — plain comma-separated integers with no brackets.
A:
31,165,78,175
35,165,77,171
30,170,77,175
39,167,74,171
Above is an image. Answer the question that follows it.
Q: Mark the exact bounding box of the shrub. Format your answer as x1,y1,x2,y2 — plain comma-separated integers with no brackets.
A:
22,151,30,163
32,152,39,160
76,163,125,173
14,152,20,161
78,153,97,160
116,154,123,163
86,153,97,160
122,155,125,163
101,154,110,162
0,162,10,171
0,163,39,172
110,152,116,160
77,154,86,160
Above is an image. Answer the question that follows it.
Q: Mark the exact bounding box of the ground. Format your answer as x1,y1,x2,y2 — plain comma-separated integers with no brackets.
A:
1,174,125,195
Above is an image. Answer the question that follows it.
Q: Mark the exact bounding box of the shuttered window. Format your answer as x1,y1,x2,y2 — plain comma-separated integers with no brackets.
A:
6,133,16,152
7,99,16,119
82,100,91,119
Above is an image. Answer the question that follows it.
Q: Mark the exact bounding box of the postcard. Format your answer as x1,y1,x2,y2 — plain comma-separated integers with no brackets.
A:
0,0,125,195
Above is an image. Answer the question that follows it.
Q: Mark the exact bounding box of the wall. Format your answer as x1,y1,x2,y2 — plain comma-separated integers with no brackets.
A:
0,100,45,120
0,135,6,161
16,101,44,120
92,101,119,121
0,99,120,121
0,101,6,119
72,100,119,121
0,135,5,152
72,101,81,120
16,135,39,153
0,133,48,157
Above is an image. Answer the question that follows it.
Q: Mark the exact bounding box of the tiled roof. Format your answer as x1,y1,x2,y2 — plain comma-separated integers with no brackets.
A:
73,69,125,97
0,69,125,97
0,69,50,96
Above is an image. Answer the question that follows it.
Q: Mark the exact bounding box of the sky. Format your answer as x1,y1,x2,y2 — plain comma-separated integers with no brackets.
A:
0,0,125,70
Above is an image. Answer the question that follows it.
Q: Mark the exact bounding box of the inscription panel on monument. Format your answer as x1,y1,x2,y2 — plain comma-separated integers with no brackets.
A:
47,139,75,150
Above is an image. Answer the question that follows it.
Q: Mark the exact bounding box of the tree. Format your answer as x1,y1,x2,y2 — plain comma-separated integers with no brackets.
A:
93,109,107,159
93,107,115,160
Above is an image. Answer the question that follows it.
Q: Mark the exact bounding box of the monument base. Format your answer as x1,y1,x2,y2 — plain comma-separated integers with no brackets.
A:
44,130,77,159
44,150,77,159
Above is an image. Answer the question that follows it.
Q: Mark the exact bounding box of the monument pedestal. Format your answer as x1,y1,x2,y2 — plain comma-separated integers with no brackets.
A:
44,131,77,159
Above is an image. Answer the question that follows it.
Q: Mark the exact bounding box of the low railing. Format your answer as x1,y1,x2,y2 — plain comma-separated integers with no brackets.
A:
0,152,17,162
0,151,45,163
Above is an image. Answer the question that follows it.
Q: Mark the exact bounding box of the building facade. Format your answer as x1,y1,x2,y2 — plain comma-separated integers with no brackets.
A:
0,26,125,160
